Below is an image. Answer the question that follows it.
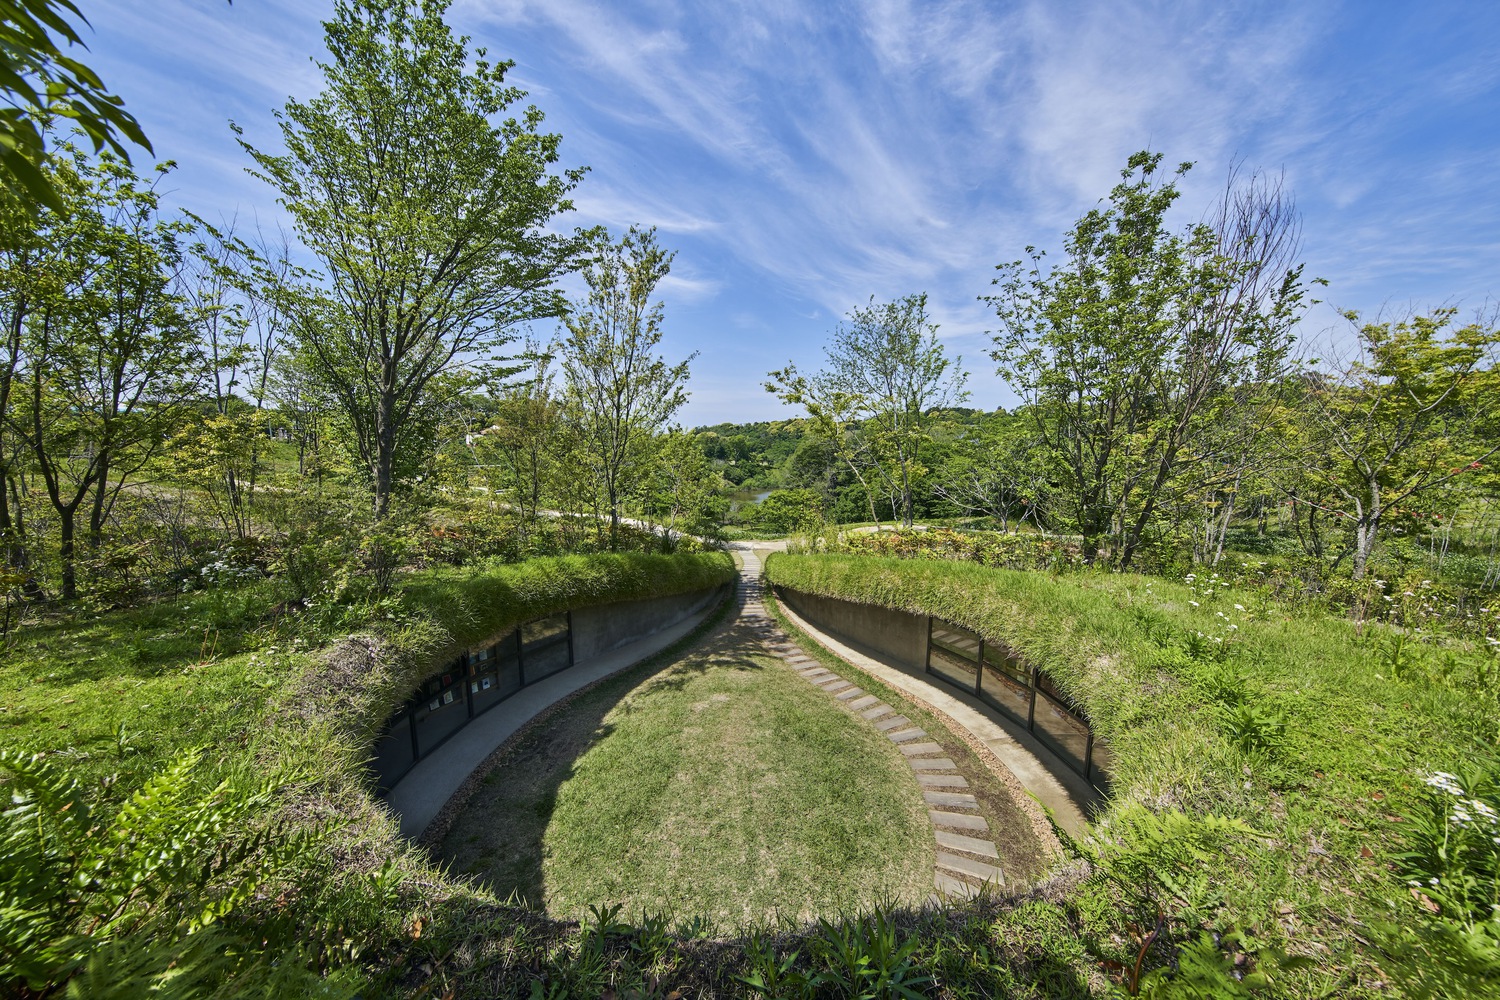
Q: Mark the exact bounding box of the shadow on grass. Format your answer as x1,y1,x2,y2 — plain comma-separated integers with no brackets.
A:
433,580,767,908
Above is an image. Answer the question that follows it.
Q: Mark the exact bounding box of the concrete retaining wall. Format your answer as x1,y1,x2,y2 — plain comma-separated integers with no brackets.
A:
569,584,727,662
773,583,1109,807
776,586,929,668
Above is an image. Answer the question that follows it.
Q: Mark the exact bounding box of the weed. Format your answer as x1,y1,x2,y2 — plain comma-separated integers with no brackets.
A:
809,910,931,999
1215,702,1286,757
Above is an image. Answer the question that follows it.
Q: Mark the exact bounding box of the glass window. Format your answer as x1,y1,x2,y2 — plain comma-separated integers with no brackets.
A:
981,644,1030,687
928,644,978,692
522,614,569,653
522,638,571,682
1036,670,1072,702
1032,692,1090,775
930,622,982,662
978,658,1032,727
412,665,468,753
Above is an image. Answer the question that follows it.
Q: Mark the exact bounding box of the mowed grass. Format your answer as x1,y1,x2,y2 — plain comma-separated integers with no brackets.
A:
438,622,935,927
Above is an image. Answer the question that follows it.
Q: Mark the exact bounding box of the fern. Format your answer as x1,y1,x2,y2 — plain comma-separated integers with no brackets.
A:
0,748,341,998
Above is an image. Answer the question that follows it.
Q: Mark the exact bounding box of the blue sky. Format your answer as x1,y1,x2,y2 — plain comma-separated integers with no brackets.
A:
82,0,1500,425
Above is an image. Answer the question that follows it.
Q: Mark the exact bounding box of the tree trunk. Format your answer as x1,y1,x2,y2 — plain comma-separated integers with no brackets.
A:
88,451,111,550
374,390,396,521
1351,483,1381,581
59,508,76,601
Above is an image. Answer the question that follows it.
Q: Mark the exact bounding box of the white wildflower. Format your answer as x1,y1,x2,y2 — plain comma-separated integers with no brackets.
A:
1426,772,1465,795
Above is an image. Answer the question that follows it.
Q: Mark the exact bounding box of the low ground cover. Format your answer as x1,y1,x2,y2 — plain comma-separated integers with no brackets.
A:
439,608,935,925
765,551,1498,995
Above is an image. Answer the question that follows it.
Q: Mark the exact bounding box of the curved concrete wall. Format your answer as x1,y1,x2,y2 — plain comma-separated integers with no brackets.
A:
566,585,725,662
378,582,729,837
774,584,1110,803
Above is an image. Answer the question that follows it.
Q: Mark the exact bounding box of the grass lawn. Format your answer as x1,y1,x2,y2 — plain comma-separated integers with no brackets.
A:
0,582,294,788
437,612,937,928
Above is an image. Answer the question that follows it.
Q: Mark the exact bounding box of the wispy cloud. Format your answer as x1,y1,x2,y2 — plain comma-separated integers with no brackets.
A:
77,0,1500,423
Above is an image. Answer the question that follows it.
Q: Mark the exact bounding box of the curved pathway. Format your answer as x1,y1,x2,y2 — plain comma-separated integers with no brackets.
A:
734,544,1004,901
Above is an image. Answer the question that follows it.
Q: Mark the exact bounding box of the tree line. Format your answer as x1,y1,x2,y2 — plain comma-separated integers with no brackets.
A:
762,153,1499,583
0,0,714,612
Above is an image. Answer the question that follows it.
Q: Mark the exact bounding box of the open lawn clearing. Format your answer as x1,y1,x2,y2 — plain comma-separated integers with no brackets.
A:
437,607,939,927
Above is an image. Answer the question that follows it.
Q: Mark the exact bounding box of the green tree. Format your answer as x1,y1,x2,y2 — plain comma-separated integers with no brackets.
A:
238,0,586,521
988,152,1306,567
559,226,694,549
2,148,200,599
934,411,1052,532
767,293,967,528
755,488,824,535
1285,309,1500,580
475,339,566,548
647,429,725,542
0,0,151,213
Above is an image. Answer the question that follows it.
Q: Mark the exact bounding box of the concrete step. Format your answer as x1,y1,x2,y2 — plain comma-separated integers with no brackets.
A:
924,790,979,809
917,773,969,789
929,810,989,832
934,871,978,899
936,852,1004,885
935,830,999,858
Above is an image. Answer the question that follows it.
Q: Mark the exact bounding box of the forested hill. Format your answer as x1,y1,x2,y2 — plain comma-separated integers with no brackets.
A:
694,408,1000,493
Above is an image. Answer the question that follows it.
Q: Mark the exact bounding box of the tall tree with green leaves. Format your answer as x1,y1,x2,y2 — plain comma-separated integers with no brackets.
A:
767,293,967,528
988,152,1307,566
1285,309,1500,580
559,226,694,549
238,0,586,521
2,148,200,599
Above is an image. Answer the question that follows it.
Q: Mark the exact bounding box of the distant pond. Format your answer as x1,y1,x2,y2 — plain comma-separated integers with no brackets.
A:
728,489,773,511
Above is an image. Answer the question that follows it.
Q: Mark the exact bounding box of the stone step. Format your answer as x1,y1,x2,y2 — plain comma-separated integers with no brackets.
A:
820,679,854,694
936,852,1004,885
873,715,910,731
934,872,978,899
862,705,894,721
802,669,835,682
917,773,969,789
935,830,999,858
924,790,979,809
848,694,880,711
834,687,865,701
886,728,926,743
899,741,945,757
909,757,958,772
929,810,989,832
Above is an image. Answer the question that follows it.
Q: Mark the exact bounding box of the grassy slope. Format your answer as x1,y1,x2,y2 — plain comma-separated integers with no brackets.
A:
0,552,737,776
440,627,934,926
764,552,1493,989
